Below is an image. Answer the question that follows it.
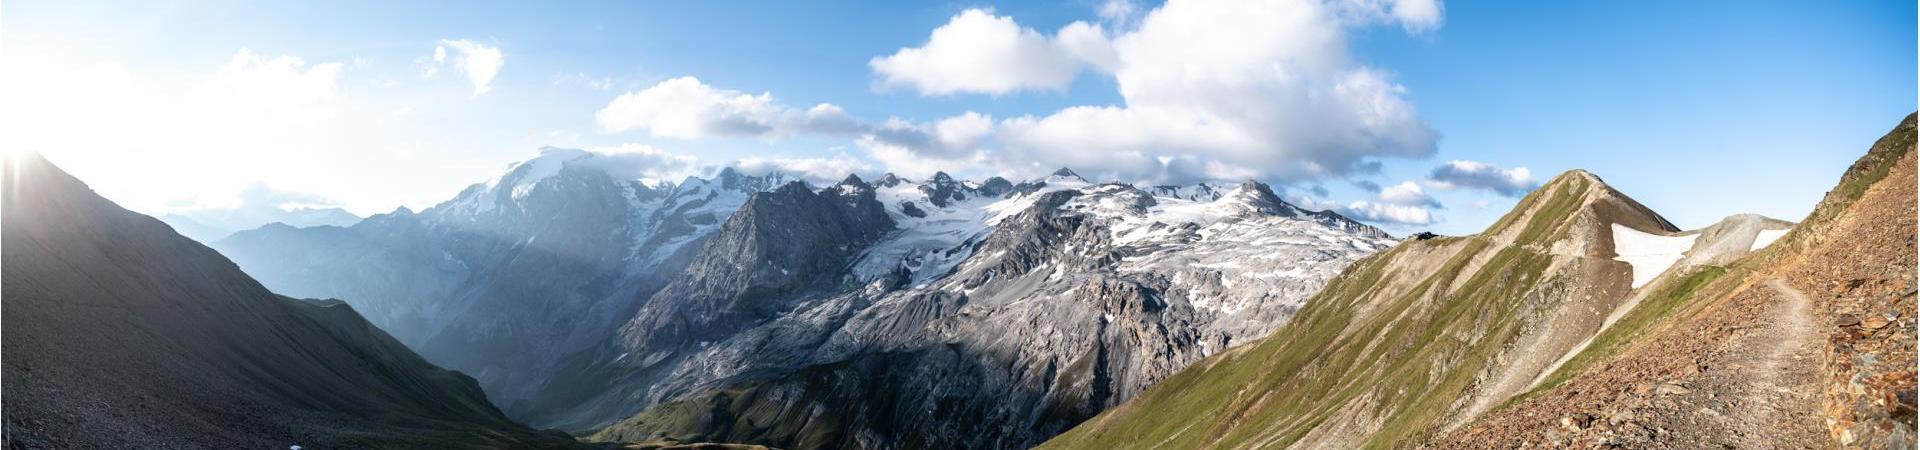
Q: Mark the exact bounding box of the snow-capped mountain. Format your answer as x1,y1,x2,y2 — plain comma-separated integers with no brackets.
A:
577,171,1393,448
213,147,802,418
213,147,1396,448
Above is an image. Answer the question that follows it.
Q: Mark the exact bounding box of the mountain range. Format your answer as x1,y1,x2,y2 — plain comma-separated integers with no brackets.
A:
8,114,1912,449
210,147,1397,447
159,204,361,243
1039,114,1917,449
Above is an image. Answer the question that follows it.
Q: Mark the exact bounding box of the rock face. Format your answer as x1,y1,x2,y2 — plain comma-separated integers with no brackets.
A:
1,153,577,449
586,176,1396,448
214,148,1397,446
212,147,799,425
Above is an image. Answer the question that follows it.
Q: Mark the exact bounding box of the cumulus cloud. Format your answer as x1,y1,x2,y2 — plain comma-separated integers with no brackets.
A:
596,77,994,178
871,0,1443,185
202,48,343,108
1289,193,1343,212
865,112,995,160
869,9,1096,95
1376,180,1442,208
1343,200,1434,226
596,76,864,139
1321,179,1440,227
1426,160,1538,197
570,144,701,184
433,39,503,95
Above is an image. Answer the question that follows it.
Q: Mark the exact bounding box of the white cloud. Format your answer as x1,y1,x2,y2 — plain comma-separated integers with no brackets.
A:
870,0,1443,185
869,9,1093,95
570,144,701,184
202,48,343,108
1321,178,1441,226
1097,0,1143,27
864,112,994,159
858,135,982,180
433,39,503,95
596,76,864,139
1426,160,1537,197
1290,194,1344,212
595,77,995,178
1376,180,1441,207
1343,200,1434,225
1333,0,1444,32
730,153,876,185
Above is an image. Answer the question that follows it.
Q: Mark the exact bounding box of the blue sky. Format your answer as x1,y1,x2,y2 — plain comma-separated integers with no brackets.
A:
3,0,1912,235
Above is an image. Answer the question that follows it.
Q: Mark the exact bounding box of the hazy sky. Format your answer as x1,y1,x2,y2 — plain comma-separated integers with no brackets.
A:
3,0,1912,235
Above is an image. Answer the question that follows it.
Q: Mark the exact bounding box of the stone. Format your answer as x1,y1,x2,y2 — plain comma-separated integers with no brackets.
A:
1656,383,1692,396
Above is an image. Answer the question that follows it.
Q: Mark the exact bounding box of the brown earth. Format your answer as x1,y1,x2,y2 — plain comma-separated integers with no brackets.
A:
1429,114,1916,449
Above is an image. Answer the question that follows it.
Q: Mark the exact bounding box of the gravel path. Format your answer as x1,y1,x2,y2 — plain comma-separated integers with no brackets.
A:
1706,278,1825,449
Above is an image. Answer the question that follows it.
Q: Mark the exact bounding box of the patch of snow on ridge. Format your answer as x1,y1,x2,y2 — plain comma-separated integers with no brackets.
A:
852,183,1001,283
1611,223,1700,289
503,147,592,199
1750,228,1789,251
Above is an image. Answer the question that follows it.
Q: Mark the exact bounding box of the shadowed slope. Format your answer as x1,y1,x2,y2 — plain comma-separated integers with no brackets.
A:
1,153,583,449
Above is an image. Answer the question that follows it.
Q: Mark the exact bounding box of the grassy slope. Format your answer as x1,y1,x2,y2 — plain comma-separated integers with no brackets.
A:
1520,113,1915,407
1040,174,1604,450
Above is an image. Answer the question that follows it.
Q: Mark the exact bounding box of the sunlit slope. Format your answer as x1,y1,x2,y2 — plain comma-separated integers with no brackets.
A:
1434,113,1916,448
1040,169,1680,449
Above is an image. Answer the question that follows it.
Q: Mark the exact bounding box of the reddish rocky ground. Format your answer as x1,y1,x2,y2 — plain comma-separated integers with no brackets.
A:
1430,117,1915,449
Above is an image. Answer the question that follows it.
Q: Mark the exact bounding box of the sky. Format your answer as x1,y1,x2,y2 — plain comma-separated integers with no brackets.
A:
2,0,1912,235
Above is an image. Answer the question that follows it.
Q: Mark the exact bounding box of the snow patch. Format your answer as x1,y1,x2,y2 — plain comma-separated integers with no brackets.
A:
1611,224,1700,289
1750,228,1789,251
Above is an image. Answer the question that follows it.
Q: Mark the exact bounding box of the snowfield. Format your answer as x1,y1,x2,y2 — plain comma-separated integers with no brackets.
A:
1750,228,1789,251
1611,223,1700,288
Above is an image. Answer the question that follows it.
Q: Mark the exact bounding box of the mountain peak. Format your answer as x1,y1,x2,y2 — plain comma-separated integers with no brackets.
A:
840,173,868,186
1219,180,1298,215
1483,168,1676,254
1051,167,1082,179
875,172,905,188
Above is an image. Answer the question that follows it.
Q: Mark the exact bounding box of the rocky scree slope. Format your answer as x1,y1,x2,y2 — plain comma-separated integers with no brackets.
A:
1431,112,1917,449
579,172,1395,449
211,148,1398,446
1038,163,1797,449
0,153,583,449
